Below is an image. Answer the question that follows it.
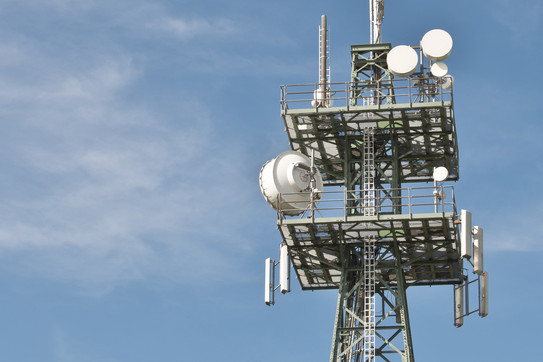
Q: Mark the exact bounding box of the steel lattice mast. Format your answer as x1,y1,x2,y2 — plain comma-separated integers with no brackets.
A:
328,2,414,359
261,1,488,361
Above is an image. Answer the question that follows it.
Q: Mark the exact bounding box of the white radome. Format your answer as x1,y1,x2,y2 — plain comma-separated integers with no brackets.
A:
442,75,454,90
259,151,323,216
386,45,419,77
431,62,448,77
421,29,453,61
433,166,449,182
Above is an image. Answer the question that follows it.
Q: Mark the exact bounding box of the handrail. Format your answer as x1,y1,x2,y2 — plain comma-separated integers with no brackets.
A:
280,76,452,112
277,185,456,220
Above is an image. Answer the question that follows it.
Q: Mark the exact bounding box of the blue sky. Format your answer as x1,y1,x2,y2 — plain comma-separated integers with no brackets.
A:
0,0,541,361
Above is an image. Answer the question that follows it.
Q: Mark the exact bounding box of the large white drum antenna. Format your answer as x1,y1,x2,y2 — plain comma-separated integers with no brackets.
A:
259,151,323,216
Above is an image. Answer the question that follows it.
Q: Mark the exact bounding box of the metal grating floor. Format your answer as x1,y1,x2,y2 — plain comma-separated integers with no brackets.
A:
282,103,458,185
279,212,461,290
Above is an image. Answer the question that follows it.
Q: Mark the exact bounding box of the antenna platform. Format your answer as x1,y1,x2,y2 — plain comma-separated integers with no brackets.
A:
260,5,487,361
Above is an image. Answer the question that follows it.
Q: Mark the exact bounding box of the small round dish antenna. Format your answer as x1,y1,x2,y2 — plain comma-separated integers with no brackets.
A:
432,166,449,182
433,188,446,201
312,88,333,108
441,75,454,90
259,151,324,216
421,29,453,61
386,45,418,77
431,62,448,77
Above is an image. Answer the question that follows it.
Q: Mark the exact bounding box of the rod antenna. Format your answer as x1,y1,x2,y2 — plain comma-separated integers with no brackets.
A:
369,0,384,44
319,15,329,91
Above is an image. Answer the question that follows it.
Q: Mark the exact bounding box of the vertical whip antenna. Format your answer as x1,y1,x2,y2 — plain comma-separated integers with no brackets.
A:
319,15,330,90
314,14,331,108
369,0,384,44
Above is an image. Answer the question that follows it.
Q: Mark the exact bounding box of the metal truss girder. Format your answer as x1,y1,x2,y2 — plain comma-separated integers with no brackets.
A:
329,244,414,361
350,43,392,84
282,104,458,185
279,213,461,290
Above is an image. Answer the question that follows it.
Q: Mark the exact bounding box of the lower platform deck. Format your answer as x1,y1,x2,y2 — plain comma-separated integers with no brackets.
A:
279,212,462,290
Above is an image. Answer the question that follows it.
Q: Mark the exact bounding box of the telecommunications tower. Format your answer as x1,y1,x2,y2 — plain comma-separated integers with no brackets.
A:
259,2,488,360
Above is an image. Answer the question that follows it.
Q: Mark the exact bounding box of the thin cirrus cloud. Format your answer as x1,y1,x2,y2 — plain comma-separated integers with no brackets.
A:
0,21,255,291
150,16,239,40
490,0,542,44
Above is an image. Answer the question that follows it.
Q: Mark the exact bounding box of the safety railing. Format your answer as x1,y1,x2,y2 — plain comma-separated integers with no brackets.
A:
277,185,456,221
280,76,453,112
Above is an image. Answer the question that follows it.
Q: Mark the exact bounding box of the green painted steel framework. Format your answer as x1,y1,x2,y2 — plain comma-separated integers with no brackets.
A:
275,43,464,361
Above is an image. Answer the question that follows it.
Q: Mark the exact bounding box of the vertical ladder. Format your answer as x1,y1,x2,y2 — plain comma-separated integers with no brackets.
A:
363,126,376,360
363,128,376,216
363,239,376,361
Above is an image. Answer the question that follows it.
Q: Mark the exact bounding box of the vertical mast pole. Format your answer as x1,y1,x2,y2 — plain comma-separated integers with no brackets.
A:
369,0,384,44
319,15,327,89
369,0,383,106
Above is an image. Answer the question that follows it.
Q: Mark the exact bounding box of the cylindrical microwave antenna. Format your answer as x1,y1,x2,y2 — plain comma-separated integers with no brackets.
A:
259,151,324,216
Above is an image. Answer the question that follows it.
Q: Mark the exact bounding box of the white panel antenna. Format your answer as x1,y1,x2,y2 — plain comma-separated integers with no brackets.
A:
460,210,472,259
454,284,464,327
280,244,290,294
480,271,489,317
265,258,273,306
473,226,484,275
264,245,291,306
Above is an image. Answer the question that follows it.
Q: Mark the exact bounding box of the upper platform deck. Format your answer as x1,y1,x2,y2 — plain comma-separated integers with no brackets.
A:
280,76,459,185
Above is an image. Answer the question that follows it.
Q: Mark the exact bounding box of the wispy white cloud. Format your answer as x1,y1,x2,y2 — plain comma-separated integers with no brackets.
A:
152,16,239,40
52,326,120,362
490,0,543,45
485,206,543,252
0,6,258,292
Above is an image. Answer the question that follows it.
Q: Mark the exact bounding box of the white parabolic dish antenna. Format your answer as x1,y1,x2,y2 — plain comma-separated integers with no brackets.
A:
386,45,418,77
442,75,454,90
259,151,323,216
431,62,448,77
421,29,453,61
433,166,449,182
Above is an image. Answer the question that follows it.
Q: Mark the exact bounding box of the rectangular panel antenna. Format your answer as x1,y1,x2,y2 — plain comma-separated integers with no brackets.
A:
460,210,472,259
480,271,489,317
265,258,274,306
473,226,483,274
454,284,464,327
280,245,290,294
